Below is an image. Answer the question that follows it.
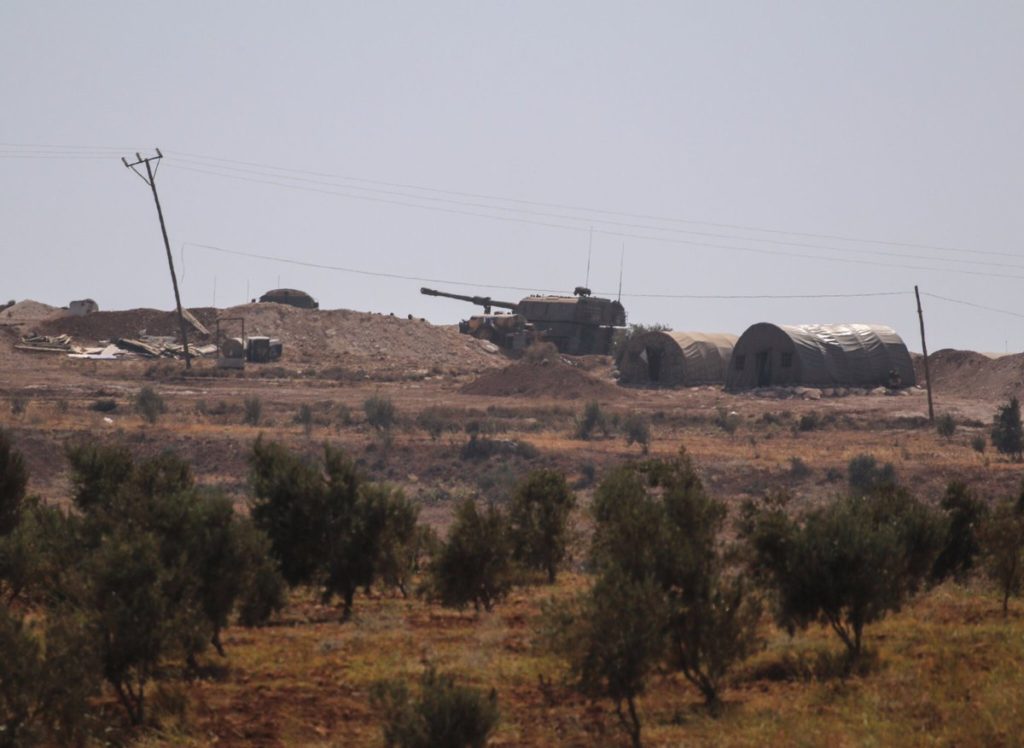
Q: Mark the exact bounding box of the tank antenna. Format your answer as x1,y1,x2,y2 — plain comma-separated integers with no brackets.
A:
585,226,593,288
617,243,624,302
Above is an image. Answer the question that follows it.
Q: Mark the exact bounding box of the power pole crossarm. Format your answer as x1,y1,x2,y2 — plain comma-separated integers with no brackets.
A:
123,149,192,369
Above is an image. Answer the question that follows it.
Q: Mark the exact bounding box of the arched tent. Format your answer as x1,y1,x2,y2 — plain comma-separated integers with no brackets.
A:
725,323,915,390
619,331,737,386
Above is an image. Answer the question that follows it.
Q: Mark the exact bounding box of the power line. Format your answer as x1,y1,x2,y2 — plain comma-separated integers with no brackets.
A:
0,142,1015,261
184,241,911,300
165,156,1024,271
921,292,1024,321
161,147,1017,260
170,165,1024,284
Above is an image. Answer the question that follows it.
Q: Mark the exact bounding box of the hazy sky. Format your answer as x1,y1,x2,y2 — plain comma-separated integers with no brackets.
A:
2,1,1022,352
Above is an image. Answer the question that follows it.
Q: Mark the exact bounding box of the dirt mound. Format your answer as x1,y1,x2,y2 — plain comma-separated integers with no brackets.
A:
914,348,1024,400
29,302,504,378
37,307,218,341
461,360,620,399
0,300,58,324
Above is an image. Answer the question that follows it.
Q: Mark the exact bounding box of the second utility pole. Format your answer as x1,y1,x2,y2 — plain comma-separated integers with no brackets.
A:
123,149,191,368
915,285,934,422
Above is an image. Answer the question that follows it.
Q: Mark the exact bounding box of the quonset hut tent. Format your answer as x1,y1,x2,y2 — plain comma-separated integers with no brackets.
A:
725,323,915,390
619,331,738,386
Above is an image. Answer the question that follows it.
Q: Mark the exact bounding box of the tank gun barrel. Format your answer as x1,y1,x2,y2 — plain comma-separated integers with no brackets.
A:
420,287,518,314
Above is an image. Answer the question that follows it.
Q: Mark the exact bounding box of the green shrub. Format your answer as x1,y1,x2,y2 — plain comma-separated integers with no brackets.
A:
740,488,945,663
9,396,27,417
427,498,511,612
364,395,397,432
936,413,956,439
243,396,262,426
546,569,665,748
980,495,1024,615
135,386,165,424
932,480,988,583
508,469,576,583
371,666,499,748
0,606,98,745
91,398,117,413
972,435,987,453
847,453,897,495
798,412,820,432
295,403,314,435
574,401,608,440
249,438,395,620
788,456,811,480
415,407,451,441
991,396,1023,459
0,431,28,537
622,414,651,454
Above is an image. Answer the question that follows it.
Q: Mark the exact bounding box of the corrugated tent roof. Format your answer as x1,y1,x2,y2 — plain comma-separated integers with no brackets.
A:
725,322,915,389
619,330,737,386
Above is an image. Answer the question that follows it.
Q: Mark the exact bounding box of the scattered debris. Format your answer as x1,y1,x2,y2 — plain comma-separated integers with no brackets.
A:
15,334,76,353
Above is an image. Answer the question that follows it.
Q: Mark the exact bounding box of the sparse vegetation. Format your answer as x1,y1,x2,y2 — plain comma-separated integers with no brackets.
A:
507,469,576,583
622,413,651,453
980,492,1024,616
991,396,1023,460
364,395,397,432
371,666,499,748
574,401,608,440
135,386,165,424
427,498,512,612
243,396,263,426
295,403,314,435
847,453,897,495
936,413,957,439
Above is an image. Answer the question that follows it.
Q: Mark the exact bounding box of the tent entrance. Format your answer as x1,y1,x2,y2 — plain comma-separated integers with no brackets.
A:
756,351,772,387
646,346,663,382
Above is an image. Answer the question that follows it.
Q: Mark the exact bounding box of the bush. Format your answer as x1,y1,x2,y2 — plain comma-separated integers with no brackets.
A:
972,435,987,453
295,403,314,435
135,386,165,424
741,488,945,662
0,430,28,537
788,456,811,480
365,395,397,432
372,489,425,598
579,451,762,716
935,413,956,439
546,569,665,748
847,453,897,495
932,480,988,583
415,407,453,441
574,401,608,440
622,414,651,454
508,469,576,583
371,666,499,748
980,495,1024,615
0,606,98,745
427,498,511,612
9,396,27,416
991,396,1023,459
798,412,820,432
90,398,118,413
250,438,384,619
243,396,262,426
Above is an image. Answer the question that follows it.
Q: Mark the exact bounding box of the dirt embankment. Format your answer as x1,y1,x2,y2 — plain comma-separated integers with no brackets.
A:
461,359,620,399
35,302,504,378
914,349,1024,401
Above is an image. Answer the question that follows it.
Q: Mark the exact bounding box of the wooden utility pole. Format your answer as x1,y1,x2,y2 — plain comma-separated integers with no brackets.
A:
123,149,191,368
915,285,934,422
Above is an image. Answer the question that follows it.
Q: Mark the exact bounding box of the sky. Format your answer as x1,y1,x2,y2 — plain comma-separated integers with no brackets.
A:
2,1,1023,352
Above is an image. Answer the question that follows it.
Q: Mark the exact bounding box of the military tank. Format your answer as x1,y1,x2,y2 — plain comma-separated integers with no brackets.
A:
420,286,626,355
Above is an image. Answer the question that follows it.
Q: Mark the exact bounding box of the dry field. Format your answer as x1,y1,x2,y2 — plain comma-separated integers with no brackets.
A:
2,307,1023,746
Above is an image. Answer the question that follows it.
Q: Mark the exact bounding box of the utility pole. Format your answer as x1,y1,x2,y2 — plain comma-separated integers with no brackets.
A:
915,285,934,422
123,149,191,368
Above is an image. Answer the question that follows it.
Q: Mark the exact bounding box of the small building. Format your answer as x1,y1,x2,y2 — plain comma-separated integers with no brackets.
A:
725,322,915,390
68,298,99,316
619,330,738,386
258,288,319,309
